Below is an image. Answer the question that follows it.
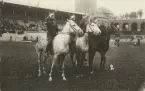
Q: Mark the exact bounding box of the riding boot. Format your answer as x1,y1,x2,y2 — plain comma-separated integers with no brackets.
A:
46,42,53,55
45,44,49,54
49,43,53,55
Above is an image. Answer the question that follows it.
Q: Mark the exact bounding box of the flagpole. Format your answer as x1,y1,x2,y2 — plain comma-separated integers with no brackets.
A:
28,0,31,8
1,0,4,4
36,0,39,8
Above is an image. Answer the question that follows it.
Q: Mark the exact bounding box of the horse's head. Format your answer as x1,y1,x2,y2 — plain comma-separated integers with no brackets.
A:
86,22,101,35
62,20,84,36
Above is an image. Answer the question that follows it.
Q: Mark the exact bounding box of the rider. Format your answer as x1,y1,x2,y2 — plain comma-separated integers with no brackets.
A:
79,14,88,32
45,12,59,54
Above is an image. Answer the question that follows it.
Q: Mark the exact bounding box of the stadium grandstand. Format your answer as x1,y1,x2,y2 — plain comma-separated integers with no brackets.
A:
0,0,85,35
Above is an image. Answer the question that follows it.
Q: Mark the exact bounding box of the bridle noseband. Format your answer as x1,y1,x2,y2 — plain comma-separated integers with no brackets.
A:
87,24,95,33
68,22,78,34
86,21,97,33
58,21,81,35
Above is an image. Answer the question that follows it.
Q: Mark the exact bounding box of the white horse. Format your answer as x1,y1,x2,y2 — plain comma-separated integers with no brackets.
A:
35,35,48,77
72,19,101,77
48,19,84,81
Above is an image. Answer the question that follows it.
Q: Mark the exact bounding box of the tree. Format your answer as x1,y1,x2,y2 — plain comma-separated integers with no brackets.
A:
124,13,129,19
113,16,118,20
97,7,114,19
137,9,143,19
129,12,137,19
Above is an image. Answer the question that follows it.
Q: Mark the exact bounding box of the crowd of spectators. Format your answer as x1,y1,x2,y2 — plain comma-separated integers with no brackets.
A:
0,19,47,36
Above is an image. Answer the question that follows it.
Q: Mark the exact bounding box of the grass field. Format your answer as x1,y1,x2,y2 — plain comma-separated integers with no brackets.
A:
1,40,145,91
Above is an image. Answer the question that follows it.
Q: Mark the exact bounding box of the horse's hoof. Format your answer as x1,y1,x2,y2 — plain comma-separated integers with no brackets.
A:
62,77,67,81
90,71,95,75
76,75,84,79
38,73,41,77
76,75,80,79
43,71,46,75
80,74,84,77
48,77,52,82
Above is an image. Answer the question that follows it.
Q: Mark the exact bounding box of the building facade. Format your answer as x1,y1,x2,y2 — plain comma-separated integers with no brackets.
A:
112,19,145,34
0,1,85,24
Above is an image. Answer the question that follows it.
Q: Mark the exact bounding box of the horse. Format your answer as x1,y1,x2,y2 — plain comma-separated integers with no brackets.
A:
48,19,84,81
70,17,101,77
35,35,48,77
88,23,119,73
35,12,59,77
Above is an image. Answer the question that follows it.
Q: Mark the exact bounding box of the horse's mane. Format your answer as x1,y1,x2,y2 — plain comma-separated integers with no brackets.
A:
79,17,89,33
99,24,109,36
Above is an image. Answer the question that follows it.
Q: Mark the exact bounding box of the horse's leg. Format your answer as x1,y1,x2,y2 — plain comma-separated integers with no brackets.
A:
61,54,67,81
88,49,96,74
70,53,76,67
58,55,62,72
42,51,47,75
79,52,85,77
37,51,42,77
75,52,80,73
82,52,88,66
48,53,59,81
75,52,84,78
100,52,106,69
116,39,119,47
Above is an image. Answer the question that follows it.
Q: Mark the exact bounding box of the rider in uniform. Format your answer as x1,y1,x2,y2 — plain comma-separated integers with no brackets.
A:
45,12,59,54
79,15,89,32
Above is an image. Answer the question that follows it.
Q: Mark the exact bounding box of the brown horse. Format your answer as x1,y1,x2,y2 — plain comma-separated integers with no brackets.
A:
88,23,119,73
70,16,101,77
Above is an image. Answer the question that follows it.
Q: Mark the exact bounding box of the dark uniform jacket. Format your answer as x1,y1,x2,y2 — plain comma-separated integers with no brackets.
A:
44,17,59,53
79,19,87,32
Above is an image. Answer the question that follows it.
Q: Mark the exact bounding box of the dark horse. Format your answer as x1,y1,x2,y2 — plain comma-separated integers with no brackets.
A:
88,23,119,73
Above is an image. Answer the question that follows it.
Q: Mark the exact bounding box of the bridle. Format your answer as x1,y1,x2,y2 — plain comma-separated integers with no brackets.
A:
86,22,97,33
88,24,94,33
68,22,78,34
58,21,81,35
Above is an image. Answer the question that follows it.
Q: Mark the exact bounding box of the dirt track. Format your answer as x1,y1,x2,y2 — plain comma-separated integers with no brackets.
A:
1,40,145,91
